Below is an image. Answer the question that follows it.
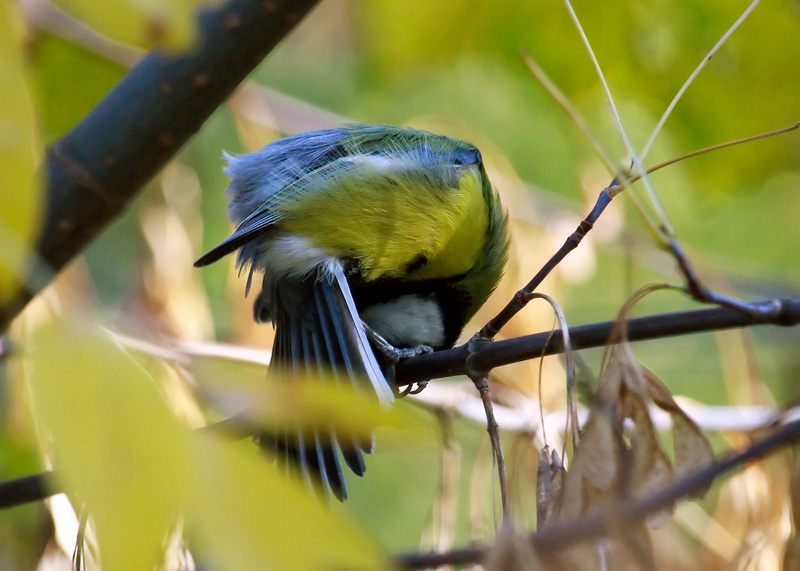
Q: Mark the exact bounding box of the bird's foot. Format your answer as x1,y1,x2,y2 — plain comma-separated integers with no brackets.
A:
363,324,434,363
363,324,433,397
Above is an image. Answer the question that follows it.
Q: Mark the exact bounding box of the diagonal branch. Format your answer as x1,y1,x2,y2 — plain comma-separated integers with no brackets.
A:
0,0,320,332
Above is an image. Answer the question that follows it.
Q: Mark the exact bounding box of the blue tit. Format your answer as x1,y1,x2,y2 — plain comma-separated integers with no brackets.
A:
196,124,509,500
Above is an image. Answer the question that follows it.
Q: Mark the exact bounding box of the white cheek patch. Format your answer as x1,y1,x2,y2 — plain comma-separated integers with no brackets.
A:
360,295,445,348
254,234,338,280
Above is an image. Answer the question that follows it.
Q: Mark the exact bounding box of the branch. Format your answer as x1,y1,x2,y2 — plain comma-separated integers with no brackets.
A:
0,472,53,509
0,0,320,331
397,297,800,387
395,418,800,568
4,298,798,510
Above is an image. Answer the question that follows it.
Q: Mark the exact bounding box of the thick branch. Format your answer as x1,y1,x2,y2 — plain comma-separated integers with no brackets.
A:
0,0,320,331
395,297,800,387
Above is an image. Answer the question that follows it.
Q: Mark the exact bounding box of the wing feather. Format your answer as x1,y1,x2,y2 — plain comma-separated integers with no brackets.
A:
258,264,392,500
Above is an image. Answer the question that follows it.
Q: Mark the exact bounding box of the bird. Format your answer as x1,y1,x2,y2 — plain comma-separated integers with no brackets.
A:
195,124,509,501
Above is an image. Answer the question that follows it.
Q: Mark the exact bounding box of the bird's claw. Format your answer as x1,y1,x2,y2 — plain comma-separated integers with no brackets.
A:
363,324,433,397
363,324,434,364
398,379,429,397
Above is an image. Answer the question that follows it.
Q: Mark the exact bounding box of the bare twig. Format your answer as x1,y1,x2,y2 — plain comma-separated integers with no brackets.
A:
479,187,614,340
471,374,510,522
612,122,800,191
640,0,762,161
528,293,579,449
4,298,797,512
561,0,626,158
0,473,53,508
19,0,144,67
102,298,800,389
519,49,616,173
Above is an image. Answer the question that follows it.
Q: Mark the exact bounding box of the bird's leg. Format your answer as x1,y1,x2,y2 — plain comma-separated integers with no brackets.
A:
364,324,434,360
362,323,433,396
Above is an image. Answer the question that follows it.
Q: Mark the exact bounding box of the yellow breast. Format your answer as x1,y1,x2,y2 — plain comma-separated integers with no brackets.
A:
280,164,488,282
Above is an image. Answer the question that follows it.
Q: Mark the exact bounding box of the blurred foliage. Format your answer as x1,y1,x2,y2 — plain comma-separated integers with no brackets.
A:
1,0,799,568
50,0,211,49
0,1,40,302
27,322,386,569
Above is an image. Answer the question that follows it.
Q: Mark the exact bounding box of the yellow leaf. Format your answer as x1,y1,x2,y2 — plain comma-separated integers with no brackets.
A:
29,323,186,570
197,363,415,439
644,368,715,499
26,321,388,569
187,433,388,570
0,2,39,301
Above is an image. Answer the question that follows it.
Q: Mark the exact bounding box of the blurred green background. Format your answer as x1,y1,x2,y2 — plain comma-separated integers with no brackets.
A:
2,0,799,568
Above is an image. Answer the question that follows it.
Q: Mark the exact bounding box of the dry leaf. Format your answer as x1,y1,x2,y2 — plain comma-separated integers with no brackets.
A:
784,446,800,570
644,368,715,498
537,447,566,529
624,389,675,527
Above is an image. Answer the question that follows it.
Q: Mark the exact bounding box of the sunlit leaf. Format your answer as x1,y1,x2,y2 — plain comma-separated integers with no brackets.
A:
252,380,406,436
0,2,39,302
27,322,387,569
30,34,127,143
187,433,388,570
29,323,186,570
201,372,413,440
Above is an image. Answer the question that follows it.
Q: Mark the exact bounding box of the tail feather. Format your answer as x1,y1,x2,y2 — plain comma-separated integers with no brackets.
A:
259,264,391,501
301,319,347,501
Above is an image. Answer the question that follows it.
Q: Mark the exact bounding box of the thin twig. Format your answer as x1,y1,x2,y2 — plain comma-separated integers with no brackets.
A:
640,0,762,161
561,0,626,157
4,299,798,512
528,293,579,449
0,473,54,508
472,375,510,521
666,236,782,318
0,0,321,333
611,121,800,192
479,187,614,340
562,0,672,237
519,49,616,173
